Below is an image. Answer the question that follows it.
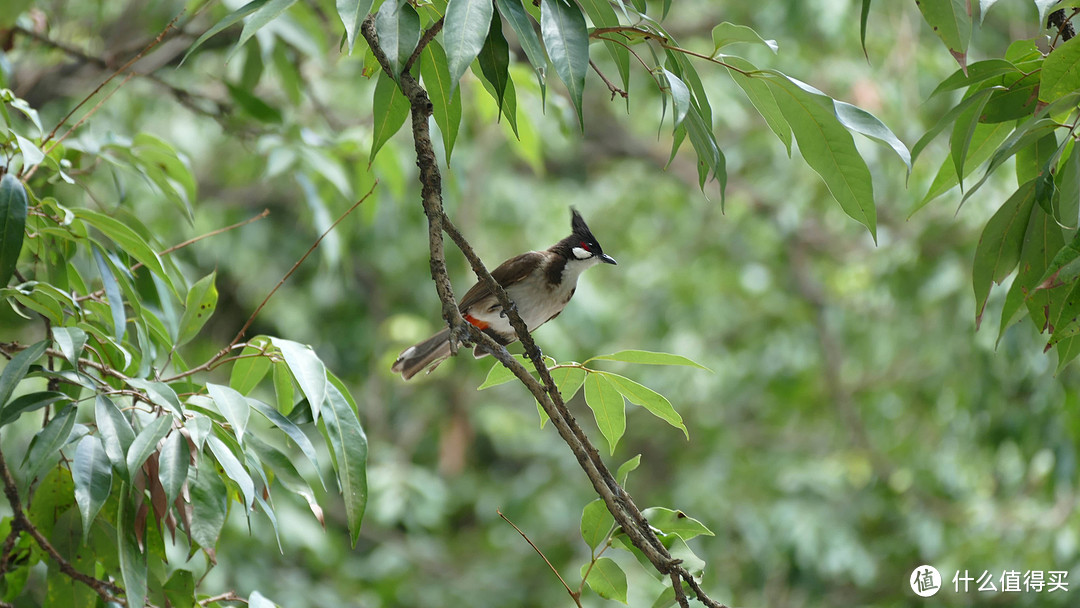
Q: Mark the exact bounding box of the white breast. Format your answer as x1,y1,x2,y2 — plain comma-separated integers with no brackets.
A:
468,257,600,335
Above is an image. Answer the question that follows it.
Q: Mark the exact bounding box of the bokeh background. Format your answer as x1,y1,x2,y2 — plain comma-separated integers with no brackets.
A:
5,0,1078,606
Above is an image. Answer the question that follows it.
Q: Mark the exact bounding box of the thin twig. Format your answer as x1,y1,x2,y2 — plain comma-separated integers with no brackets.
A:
402,17,445,74
672,572,691,608
198,590,248,605
498,509,582,607
160,186,374,383
590,59,628,100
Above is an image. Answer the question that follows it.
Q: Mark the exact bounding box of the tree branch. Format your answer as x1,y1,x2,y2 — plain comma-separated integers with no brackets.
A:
361,15,726,607
0,445,124,603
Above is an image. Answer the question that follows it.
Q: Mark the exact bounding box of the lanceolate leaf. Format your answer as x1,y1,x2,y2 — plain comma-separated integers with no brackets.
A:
600,372,688,438
973,179,1037,326
72,435,112,543
444,0,495,90
232,0,299,61
337,0,376,54
369,71,410,161
321,383,368,546
182,0,271,64
250,399,325,488
24,405,76,487
95,395,136,479
917,0,971,71
478,10,512,114
51,327,87,368
271,338,327,421
207,382,251,445
157,429,189,507
583,372,625,455
92,246,125,342
189,455,228,551
177,271,218,346
230,338,272,396
495,0,547,93
588,349,710,370
661,69,690,127
724,56,792,154
74,208,170,287
207,434,256,508
711,22,778,54
125,415,173,478
0,173,27,288
374,0,420,78
765,74,877,240
579,0,630,90
0,340,47,407
541,0,589,129
420,41,463,160
860,0,872,58
580,557,628,604
1040,34,1080,103
117,483,148,608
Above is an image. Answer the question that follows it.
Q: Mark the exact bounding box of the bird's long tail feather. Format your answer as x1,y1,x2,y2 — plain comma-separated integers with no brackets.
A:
391,328,453,380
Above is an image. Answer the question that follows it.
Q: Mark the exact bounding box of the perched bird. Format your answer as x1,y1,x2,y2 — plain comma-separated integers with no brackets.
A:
392,209,617,380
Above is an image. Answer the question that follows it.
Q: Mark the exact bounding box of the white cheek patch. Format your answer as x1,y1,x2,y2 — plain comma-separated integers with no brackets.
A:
572,246,591,260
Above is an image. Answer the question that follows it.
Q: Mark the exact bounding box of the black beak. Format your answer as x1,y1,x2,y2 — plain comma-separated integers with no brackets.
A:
599,253,617,265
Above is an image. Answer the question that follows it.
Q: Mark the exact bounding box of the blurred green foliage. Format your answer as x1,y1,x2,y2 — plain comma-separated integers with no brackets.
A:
2,0,1080,606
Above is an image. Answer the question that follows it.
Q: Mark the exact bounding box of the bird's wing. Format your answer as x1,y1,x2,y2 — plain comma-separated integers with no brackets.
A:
458,251,544,313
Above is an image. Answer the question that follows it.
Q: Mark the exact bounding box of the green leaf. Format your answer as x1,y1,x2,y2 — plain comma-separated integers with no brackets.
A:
183,0,271,64
157,429,189,508
271,338,327,421
478,9,512,114
0,173,27,288
444,0,495,90
272,359,296,414
0,391,70,427
859,0,872,58
207,382,251,445
833,100,911,171
684,104,726,196
584,372,625,455
226,82,284,123
724,56,791,154
473,63,520,136
230,339,272,396
370,71,410,160
337,0,376,54
117,483,147,608
51,327,87,368
600,372,688,438
24,404,76,486
973,180,1038,326
914,121,1011,214
541,0,589,129
125,415,173,478
91,245,125,342
1000,201,1065,341
580,498,615,551
72,435,112,544
95,395,136,479
479,354,530,389
579,0,629,91
207,434,256,509
917,0,970,70
321,383,368,546
177,272,218,347
580,557,628,604
1056,144,1080,228
661,69,690,127
125,378,183,419
616,453,641,485
232,0,299,60
1041,34,1080,103
420,41,462,160
711,22,778,54
375,0,421,78
642,506,715,541
495,0,547,94
74,208,169,286
189,454,228,551
249,399,322,486
588,349,710,370
911,87,994,164
928,59,1019,98
765,73,877,240
0,339,47,407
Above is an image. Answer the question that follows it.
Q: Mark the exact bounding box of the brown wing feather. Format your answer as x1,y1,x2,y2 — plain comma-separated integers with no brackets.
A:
458,251,544,313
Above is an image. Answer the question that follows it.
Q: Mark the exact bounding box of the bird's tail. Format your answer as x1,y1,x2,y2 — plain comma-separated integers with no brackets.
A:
391,328,453,380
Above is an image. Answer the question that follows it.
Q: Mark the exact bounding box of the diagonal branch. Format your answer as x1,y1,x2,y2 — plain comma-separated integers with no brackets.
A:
361,15,726,607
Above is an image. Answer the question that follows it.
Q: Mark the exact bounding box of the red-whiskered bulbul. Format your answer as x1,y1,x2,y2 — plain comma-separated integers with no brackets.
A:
392,209,617,380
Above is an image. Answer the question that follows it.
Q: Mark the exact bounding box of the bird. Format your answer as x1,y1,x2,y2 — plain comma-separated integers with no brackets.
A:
392,209,617,380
